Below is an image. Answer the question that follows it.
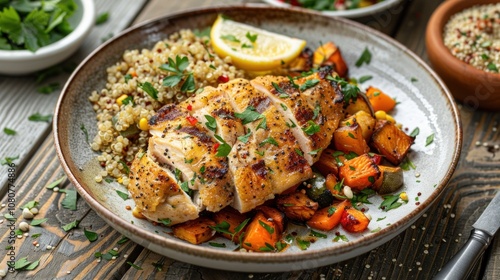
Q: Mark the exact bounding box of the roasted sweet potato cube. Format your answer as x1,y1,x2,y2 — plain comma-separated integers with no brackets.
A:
338,153,380,191
344,92,374,117
325,173,342,197
340,207,370,233
314,149,343,176
241,211,280,252
352,111,376,141
313,42,348,78
257,205,286,234
306,200,350,231
371,120,415,165
366,86,396,112
276,192,319,221
172,217,216,245
212,207,249,242
333,123,370,156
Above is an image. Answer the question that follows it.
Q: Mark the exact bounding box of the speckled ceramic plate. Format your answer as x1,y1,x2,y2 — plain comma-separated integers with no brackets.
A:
54,5,461,272
262,0,403,18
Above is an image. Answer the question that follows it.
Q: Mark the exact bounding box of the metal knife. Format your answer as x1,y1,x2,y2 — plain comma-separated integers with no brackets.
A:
434,191,500,280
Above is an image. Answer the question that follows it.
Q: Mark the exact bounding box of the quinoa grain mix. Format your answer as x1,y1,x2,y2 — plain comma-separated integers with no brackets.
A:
443,3,500,73
89,30,248,185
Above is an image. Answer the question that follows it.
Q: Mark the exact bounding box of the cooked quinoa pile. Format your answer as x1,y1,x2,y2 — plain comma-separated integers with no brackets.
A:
443,3,500,73
88,30,248,185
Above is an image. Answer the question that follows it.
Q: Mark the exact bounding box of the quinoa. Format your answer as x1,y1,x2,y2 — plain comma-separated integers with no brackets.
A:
89,29,248,185
443,3,500,73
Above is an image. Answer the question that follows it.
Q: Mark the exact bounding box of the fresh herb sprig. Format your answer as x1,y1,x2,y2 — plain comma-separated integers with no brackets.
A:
160,55,196,93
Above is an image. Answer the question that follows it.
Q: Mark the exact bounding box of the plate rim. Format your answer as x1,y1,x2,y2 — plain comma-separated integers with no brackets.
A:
53,4,462,269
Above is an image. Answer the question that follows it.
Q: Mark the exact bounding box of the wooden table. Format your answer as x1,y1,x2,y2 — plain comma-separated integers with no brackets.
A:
1,0,499,279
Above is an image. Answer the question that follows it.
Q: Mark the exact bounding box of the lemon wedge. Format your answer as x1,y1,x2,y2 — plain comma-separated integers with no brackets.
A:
210,15,306,71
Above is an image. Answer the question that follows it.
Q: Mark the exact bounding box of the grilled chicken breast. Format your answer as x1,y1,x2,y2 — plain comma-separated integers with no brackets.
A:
128,69,344,225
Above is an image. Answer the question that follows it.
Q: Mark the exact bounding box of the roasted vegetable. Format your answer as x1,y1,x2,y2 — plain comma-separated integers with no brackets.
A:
338,153,380,191
313,42,348,78
305,172,334,208
349,111,376,141
276,192,319,221
172,217,216,245
325,173,343,197
372,165,404,194
314,149,344,176
366,86,396,112
212,207,249,242
241,211,280,252
340,207,370,233
333,123,370,156
371,120,415,165
344,91,374,117
257,205,286,234
306,200,350,231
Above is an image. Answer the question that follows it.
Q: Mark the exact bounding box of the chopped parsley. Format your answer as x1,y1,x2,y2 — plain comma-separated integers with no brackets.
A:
237,131,252,143
380,193,405,211
259,136,279,147
80,124,89,144
204,115,217,132
159,55,196,92
234,106,263,124
299,79,320,91
116,190,129,200
425,133,435,146
95,12,109,25
246,32,258,42
46,175,66,189
30,218,47,226
358,75,373,83
302,120,320,135
221,34,240,43
62,220,79,231
159,218,171,226
409,127,420,137
137,82,158,100
258,220,275,234
1,155,18,166
60,189,77,210
214,135,231,157
355,47,372,67
84,228,98,242
3,127,16,135
37,82,60,94
28,113,52,122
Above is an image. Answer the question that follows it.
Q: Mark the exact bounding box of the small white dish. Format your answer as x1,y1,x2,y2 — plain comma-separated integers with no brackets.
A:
0,0,95,75
262,0,403,18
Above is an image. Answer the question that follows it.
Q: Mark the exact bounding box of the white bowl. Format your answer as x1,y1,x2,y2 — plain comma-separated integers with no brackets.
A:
0,0,95,75
262,0,403,18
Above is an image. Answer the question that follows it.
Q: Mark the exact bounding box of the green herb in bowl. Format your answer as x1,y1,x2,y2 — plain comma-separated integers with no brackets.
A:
0,0,77,52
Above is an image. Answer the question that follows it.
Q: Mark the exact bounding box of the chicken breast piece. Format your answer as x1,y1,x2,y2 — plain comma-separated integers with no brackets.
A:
128,150,199,225
178,86,245,146
147,104,234,212
251,67,344,165
220,79,313,196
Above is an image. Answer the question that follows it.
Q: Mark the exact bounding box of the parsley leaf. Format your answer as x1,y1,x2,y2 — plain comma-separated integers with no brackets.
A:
95,12,109,25
62,220,79,231
204,115,217,132
116,190,129,200
59,189,77,210
246,32,257,42
299,79,320,91
84,228,98,242
259,136,279,147
37,82,59,94
30,218,47,226
46,175,66,189
358,75,373,83
221,34,240,43
1,155,19,165
214,135,231,157
425,133,435,146
355,47,372,67
28,113,52,122
234,106,263,124
409,127,420,137
3,127,16,135
237,131,252,143
138,82,158,100
302,120,320,135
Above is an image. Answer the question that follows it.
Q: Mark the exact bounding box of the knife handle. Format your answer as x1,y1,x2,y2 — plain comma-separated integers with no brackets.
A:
433,229,491,280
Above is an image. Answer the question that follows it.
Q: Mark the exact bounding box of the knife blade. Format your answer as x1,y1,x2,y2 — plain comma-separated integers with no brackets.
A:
434,191,500,280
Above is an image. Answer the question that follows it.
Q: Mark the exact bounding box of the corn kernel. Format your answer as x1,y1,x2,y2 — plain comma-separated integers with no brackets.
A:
375,110,387,120
399,192,408,202
117,177,123,184
386,114,396,123
116,94,128,106
138,118,149,131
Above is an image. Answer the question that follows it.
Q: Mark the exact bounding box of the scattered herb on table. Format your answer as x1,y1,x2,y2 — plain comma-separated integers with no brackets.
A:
96,12,109,25
3,127,16,135
30,218,48,226
46,175,67,189
22,200,39,209
411,77,418,83
127,262,143,270
60,189,77,210
117,236,129,244
28,113,52,122
1,155,19,165
37,82,60,94
62,220,79,231
84,228,98,242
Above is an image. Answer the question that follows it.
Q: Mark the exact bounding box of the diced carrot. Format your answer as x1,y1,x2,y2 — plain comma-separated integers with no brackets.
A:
371,120,415,165
172,217,216,245
241,211,280,252
340,207,370,233
325,173,341,197
313,42,348,78
366,86,396,112
307,200,350,231
333,123,370,156
338,154,380,191
212,207,249,242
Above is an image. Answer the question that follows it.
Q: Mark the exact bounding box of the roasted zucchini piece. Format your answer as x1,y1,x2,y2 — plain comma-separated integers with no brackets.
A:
372,165,404,194
305,172,334,208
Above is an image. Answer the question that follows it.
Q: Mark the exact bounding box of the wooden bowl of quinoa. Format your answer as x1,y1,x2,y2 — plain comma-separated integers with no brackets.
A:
426,0,500,111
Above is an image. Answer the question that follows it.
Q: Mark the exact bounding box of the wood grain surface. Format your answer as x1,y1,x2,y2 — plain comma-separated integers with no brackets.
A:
0,0,499,279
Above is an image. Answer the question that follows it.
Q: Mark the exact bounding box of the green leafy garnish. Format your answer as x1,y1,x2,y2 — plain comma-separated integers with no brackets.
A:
46,175,66,189
259,136,279,147
117,236,129,244
1,155,19,165
302,120,320,135
214,135,231,157
409,127,419,137
234,106,263,124
258,220,275,234
221,34,240,43
425,133,435,146
28,113,52,122
380,193,404,211
116,190,129,200
119,160,130,175
487,63,498,72
333,234,349,242
310,230,327,238
159,218,171,226
358,75,373,83
355,47,372,67
256,117,267,130
237,131,252,143
193,27,211,38
37,82,60,94
299,79,319,91
127,262,143,270
95,12,109,25
3,127,16,135
204,115,217,132
30,218,47,226
84,228,98,242
137,81,158,100
80,123,89,144
246,32,257,42
60,189,77,210
272,82,288,98
400,157,416,171
411,77,418,83
124,73,133,83
23,200,38,209
296,237,311,250
62,220,79,231
295,148,303,156
209,242,227,248
327,75,360,105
